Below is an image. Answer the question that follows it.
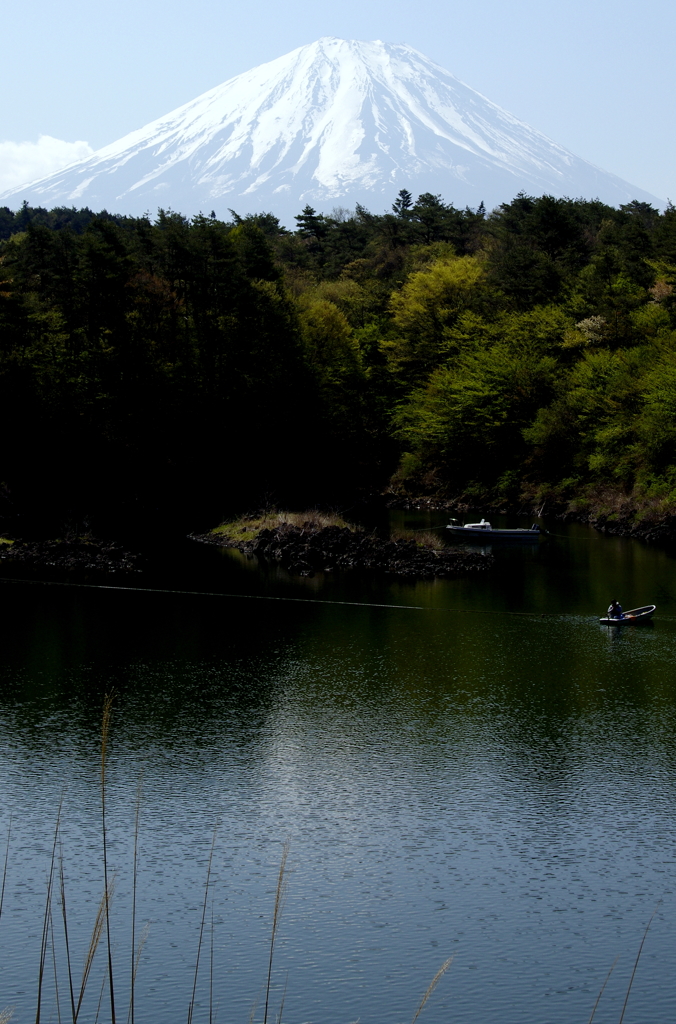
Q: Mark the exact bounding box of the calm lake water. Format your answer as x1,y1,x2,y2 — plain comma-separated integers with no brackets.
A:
2,514,676,1024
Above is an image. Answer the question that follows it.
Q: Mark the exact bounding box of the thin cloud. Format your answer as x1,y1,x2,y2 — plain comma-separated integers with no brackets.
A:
0,135,94,193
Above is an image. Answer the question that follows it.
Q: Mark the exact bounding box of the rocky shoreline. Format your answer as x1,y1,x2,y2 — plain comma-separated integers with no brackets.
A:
0,535,143,574
556,511,676,544
193,522,493,578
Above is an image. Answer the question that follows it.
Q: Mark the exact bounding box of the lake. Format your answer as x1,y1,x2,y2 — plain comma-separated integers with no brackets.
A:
1,513,676,1024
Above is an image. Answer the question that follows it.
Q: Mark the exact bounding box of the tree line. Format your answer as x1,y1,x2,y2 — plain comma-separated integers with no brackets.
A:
1,190,676,532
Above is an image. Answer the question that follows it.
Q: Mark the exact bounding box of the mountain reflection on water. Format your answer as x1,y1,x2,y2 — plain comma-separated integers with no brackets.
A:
1,514,675,1024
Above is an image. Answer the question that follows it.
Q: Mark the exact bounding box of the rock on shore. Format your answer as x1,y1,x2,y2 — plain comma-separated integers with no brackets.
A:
195,522,493,578
0,535,142,574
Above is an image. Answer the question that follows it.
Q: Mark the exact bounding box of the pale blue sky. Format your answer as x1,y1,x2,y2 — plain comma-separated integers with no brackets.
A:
2,0,674,202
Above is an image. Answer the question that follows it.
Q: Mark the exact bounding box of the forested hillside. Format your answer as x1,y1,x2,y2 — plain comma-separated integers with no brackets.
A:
2,190,676,531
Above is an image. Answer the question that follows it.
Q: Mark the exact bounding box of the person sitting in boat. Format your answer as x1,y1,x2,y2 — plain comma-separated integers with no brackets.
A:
607,600,624,619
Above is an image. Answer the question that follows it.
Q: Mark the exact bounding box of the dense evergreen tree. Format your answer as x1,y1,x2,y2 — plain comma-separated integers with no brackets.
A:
392,189,413,216
2,189,676,529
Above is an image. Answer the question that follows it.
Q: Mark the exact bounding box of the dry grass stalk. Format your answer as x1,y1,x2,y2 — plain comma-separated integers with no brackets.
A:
127,921,150,1024
128,771,143,1024
58,848,77,1024
390,528,444,550
214,510,354,544
93,969,107,1024
0,1008,14,1024
100,693,117,1024
257,511,351,532
618,904,660,1024
262,842,290,1024
410,957,453,1024
0,818,11,922
586,955,619,1024
187,829,217,1024
276,973,288,1024
75,878,115,1021
209,904,214,1024
49,905,62,1024
131,924,149,987
36,798,63,1024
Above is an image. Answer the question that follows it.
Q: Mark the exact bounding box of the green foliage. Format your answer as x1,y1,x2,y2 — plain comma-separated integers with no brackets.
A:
394,311,562,488
4,190,676,522
387,253,485,380
392,189,413,216
0,210,320,520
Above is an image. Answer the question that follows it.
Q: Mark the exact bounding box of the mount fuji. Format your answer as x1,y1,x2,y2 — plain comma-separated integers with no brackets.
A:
0,37,662,224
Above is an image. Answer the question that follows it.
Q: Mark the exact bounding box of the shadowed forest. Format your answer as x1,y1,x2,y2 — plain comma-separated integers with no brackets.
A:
2,190,676,533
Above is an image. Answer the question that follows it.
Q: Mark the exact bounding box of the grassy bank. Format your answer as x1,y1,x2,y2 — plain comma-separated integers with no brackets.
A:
209,511,445,550
209,510,355,544
195,508,492,578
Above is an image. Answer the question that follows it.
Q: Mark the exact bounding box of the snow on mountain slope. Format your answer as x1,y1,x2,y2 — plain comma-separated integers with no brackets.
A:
0,37,662,223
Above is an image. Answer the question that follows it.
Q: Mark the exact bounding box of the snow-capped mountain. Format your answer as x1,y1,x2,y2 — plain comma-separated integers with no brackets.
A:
0,37,662,224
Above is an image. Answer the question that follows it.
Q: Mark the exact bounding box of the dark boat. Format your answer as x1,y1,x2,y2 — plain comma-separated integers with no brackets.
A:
599,604,656,626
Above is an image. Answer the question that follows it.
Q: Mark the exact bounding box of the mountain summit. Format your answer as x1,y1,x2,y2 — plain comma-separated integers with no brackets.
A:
0,37,661,222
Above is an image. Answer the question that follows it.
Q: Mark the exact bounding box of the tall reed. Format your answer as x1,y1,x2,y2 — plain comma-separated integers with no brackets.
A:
187,829,217,1024
587,955,619,1024
618,904,660,1024
36,797,63,1024
586,904,661,1024
128,771,143,1024
100,693,116,1024
0,822,13,1024
58,848,76,1024
48,905,61,1024
74,879,115,1022
262,841,289,1024
0,819,11,923
410,957,453,1024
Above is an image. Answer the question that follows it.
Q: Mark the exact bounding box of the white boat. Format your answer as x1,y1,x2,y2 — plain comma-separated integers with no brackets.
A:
446,518,543,541
599,604,656,626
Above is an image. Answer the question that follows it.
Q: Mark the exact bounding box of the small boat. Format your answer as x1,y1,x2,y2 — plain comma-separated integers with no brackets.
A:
446,518,543,541
599,605,656,626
